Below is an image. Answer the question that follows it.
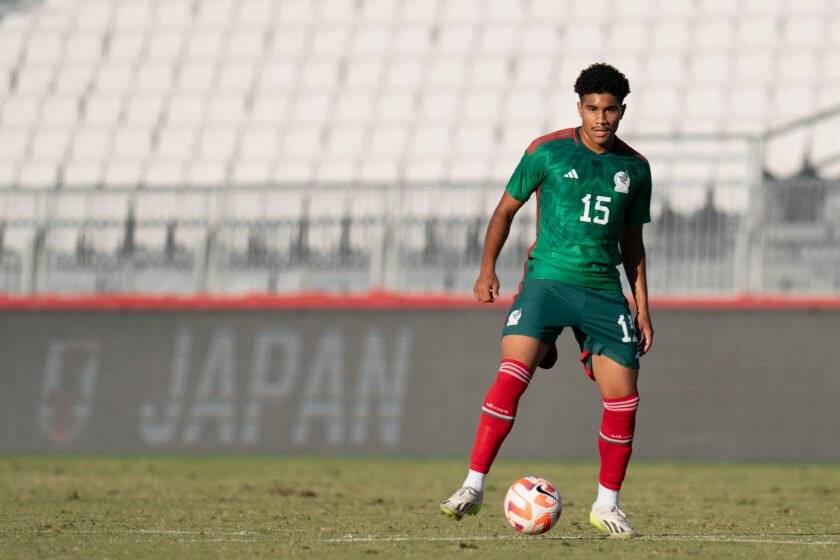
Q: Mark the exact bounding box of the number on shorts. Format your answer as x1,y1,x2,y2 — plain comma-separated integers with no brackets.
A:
617,314,637,343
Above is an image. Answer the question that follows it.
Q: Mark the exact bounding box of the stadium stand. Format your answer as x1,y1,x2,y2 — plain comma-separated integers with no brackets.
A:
0,0,839,294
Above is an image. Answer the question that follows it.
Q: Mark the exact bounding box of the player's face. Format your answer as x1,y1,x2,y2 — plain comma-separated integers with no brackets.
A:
576,93,625,150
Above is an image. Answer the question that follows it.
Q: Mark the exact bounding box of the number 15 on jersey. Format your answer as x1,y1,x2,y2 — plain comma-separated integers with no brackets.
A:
580,194,611,225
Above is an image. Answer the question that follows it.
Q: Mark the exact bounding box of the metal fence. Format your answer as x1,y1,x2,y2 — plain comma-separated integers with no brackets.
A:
1,131,839,296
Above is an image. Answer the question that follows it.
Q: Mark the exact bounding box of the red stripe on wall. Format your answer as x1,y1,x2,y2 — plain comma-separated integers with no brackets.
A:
1,293,839,311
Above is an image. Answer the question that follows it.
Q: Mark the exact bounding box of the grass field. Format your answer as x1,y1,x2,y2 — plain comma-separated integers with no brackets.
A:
1,457,839,559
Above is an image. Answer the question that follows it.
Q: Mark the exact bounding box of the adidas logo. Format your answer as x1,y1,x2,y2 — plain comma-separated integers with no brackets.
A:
564,169,579,179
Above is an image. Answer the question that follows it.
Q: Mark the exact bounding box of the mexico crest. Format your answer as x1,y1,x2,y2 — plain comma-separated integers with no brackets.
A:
614,171,630,194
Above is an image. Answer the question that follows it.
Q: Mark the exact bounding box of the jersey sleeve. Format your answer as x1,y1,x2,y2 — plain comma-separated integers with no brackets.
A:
505,147,548,202
625,161,652,225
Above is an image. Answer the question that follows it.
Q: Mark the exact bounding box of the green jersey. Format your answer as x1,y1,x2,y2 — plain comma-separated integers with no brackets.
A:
505,127,652,293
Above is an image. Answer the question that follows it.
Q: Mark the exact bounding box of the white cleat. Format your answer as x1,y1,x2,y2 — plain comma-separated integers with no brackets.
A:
589,505,636,538
439,486,483,520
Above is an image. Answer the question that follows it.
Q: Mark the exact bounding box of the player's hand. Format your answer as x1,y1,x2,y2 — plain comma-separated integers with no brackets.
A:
635,312,654,355
473,271,500,303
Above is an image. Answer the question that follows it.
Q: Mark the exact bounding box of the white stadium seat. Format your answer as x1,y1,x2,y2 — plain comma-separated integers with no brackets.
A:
156,127,197,159
124,94,165,126
240,127,280,158
453,124,495,157
435,24,475,53
64,31,104,63
217,62,257,93
0,129,29,159
290,92,330,123
134,63,175,93
737,19,777,48
206,93,247,124
273,158,315,182
70,126,110,159
62,159,103,188
401,1,439,23
280,125,322,157
317,159,357,182
392,25,432,55
333,92,373,123
778,52,818,82
83,93,123,125
310,28,349,57
352,26,390,56
1,97,40,127
478,25,517,55
166,93,207,125
276,0,315,24
269,28,308,56
469,57,509,88
652,20,691,50
227,29,266,59
258,59,299,92
112,127,153,159
197,126,238,159
104,159,144,188
462,92,501,121
378,91,415,122
236,0,274,26
358,159,398,182
196,0,236,27
29,129,69,161
324,126,366,157
0,160,18,187
23,31,62,64
106,31,146,62
368,126,408,157
154,1,194,30
15,65,54,95
186,158,228,187
344,59,383,90
144,159,186,188
94,63,133,93
54,65,95,95
113,2,152,30
420,91,458,121
410,124,450,157
765,130,809,178
426,59,466,88
232,159,272,184
18,160,59,189
386,60,424,89
0,31,25,66
186,29,225,60
176,62,216,93
146,31,187,62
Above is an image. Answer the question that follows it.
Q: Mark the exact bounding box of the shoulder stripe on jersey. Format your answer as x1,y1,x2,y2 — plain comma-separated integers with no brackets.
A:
526,128,575,154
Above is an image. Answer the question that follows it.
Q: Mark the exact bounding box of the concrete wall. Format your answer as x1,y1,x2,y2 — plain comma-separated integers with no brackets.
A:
2,307,839,460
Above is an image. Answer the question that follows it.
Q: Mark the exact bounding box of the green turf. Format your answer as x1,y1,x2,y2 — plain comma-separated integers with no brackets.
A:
1,457,839,559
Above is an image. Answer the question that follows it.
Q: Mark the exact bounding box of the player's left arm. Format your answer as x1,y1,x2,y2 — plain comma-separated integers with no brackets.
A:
620,224,653,355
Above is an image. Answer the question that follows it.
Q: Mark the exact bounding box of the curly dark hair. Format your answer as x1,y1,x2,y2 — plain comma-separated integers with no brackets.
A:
574,63,630,103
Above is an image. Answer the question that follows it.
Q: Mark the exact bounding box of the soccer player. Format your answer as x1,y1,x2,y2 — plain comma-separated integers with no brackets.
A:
439,63,653,538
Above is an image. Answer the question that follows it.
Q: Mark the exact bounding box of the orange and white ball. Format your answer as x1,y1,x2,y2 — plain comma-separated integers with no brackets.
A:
503,476,563,535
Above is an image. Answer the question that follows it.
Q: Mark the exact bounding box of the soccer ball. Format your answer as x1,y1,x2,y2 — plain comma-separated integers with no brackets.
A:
503,476,562,535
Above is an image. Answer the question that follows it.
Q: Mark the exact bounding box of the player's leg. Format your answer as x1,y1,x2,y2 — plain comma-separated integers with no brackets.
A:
440,334,550,520
589,355,639,537
575,290,641,537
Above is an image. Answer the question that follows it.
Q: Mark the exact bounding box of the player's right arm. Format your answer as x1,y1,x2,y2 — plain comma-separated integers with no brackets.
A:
474,145,547,303
474,192,526,303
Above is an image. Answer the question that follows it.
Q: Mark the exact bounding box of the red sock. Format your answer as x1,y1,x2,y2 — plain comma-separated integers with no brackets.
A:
468,359,533,473
598,392,639,491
